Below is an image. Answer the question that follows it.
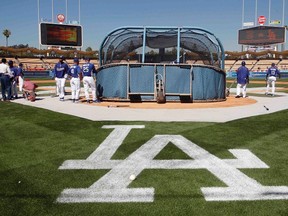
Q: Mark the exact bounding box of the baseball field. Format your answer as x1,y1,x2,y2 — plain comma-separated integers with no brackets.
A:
0,79,288,216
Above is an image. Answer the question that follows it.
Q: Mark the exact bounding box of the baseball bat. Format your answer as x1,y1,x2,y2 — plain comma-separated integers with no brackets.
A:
14,56,20,66
39,56,53,70
64,59,70,67
108,105,130,108
276,58,282,66
249,58,260,71
227,59,239,72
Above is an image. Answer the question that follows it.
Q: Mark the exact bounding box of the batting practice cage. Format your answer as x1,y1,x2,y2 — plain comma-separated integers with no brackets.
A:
97,26,226,103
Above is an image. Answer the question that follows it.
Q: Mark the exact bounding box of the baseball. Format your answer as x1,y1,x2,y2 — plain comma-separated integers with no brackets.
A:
129,174,136,181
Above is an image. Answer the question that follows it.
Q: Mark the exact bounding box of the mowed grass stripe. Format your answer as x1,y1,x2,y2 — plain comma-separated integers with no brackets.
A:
0,102,287,216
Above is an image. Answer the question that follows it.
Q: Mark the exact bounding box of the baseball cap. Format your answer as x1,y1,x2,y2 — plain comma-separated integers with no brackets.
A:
84,57,90,61
8,60,13,65
59,55,65,60
241,61,246,66
74,58,79,62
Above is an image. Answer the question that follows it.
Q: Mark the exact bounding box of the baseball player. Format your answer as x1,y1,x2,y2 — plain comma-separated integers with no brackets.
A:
8,60,18,99
81,57,100,103
54,56,69,101
17,63,24,92
235,61,250,98
265,63,281,96
68,58,82,103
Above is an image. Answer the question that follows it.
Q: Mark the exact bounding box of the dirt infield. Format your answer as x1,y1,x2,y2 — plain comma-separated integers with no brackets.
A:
35,79,288,84
37,86,257,109
86,96,256,109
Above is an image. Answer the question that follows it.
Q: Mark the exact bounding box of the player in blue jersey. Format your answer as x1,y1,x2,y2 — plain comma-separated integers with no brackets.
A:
8,60,18,99
235,61,250,98
265,63,281,96
54,56,69,101
68,58,82,103
81,57,99,103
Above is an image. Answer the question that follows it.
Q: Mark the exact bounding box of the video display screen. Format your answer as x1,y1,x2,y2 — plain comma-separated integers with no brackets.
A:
238,26,285,45
40,23,82,46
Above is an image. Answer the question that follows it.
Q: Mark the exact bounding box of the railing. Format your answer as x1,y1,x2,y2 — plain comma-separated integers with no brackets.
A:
226,71,288,78
23,70,51,78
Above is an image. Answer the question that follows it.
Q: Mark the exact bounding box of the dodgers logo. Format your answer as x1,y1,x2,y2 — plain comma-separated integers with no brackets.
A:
57,125,288,203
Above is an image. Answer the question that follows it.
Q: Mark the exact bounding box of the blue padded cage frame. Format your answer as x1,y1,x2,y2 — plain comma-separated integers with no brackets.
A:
96,63,226,102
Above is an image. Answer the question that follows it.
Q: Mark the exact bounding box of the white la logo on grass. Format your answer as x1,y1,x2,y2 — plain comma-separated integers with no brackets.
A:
57,125,288,203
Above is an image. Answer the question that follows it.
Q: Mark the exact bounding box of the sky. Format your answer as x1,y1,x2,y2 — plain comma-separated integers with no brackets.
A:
0,0,287,51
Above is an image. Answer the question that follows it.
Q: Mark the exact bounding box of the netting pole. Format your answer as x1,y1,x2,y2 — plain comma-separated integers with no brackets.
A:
176,27,181,63
127,64,130,99
190,66,193,103
142,27,147,63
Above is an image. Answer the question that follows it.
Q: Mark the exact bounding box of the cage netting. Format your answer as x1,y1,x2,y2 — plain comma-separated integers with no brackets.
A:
100,27,224,68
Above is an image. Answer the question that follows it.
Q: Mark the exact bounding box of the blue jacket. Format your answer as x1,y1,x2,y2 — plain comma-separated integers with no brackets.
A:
236,66,249,84
9,66,18,78
54,62,69,78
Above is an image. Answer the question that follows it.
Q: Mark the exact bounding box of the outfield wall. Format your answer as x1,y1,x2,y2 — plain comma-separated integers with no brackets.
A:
226,71,288,78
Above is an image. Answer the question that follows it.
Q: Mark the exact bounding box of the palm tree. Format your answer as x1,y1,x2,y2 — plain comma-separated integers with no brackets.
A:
3,29,11,47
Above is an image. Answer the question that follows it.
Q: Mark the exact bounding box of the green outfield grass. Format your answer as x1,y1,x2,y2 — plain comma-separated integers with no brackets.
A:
0,102,287,216
226,78,288,89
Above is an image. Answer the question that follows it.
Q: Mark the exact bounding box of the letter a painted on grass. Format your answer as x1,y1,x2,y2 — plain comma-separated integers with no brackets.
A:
57,125,288,203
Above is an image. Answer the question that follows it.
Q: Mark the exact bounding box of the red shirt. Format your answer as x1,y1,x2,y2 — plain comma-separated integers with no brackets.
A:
23,80,37,91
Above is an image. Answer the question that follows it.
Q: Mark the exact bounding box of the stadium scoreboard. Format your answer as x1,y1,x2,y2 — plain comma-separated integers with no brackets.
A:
40,23,82,47
238,26,286,46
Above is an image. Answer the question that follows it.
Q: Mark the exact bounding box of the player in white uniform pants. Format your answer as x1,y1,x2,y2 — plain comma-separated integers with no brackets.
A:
265,63,281,96
17,63,24,92
68,58,82,103
54,56,69,101
235,61,250,98
8,60,18,99
81,57,100,103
